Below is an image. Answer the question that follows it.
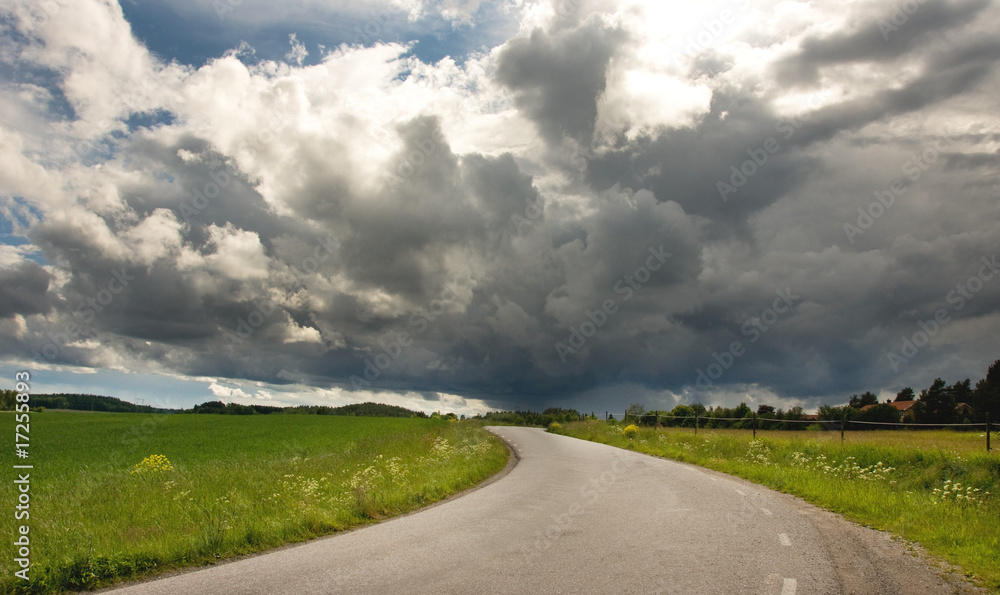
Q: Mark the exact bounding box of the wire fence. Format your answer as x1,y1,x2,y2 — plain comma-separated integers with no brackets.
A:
610,412,995,452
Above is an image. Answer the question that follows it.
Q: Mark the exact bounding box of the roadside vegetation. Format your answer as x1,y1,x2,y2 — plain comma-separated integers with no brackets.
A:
0,412,508,594
553,421,1000,592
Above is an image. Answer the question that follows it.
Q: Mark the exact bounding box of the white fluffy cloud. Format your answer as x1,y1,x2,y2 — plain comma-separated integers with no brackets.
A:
2,0,1000,413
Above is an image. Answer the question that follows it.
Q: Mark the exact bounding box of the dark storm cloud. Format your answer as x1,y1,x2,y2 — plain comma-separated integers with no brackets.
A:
585,94,819,229
118,132,303,247
943,150,1000,171
4,0,1000,414
0,261,54,318
497,19,625,144
773,0,991,86
794,39,1000,149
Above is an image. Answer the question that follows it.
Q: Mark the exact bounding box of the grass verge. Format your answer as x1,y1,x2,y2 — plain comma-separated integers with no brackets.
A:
0,412,508,594
555,421,1000,592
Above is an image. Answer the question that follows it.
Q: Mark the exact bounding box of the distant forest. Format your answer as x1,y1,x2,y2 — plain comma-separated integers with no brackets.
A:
3,359,997,427
0,389,587,426
624,359,1000,429
0,393,428,418
473,408,588,427
190,401,428,418
0,392,169,413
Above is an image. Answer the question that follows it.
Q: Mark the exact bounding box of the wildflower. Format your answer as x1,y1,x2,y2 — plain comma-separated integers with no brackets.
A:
131,454,174,474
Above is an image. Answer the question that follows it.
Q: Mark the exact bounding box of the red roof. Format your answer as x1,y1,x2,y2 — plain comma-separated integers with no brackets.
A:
861,401,916,412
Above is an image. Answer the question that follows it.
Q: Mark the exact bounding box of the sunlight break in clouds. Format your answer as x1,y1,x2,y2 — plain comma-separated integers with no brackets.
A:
1,0,999,414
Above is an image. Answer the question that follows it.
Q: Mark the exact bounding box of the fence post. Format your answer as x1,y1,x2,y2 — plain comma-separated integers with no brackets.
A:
988,412,992,452
841,413,846,443
695,415,699,435
753,412,757,439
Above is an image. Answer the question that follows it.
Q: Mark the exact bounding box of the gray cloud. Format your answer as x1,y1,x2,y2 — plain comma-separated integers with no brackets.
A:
3,0,1000,413
497,19,626,144
773,0,991,86
0,262,54,318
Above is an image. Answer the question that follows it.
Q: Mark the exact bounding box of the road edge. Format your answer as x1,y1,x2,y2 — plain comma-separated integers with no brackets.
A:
555,432,991,595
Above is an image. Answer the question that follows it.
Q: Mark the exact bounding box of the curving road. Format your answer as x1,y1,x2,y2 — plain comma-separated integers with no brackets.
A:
102,427,975,594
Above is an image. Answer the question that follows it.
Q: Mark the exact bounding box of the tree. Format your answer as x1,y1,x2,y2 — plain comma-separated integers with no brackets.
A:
757,404,776,417
862,403,902,424
784,406,806,421
894,387,915,402
626,403,646,423
849,392,879,409
0,389,16,411
193,400,227,414
915,378,955,424
669,404,695,427
973,359,1000,422
670,404,695,418
949,379,973,405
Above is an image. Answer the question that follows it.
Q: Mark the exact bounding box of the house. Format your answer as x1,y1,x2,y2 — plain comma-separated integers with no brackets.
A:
862,400,976,423
955,402,974,420
861,400,917,422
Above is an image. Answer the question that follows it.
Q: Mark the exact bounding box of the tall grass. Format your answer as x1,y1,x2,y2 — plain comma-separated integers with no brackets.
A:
0,412,508,594
557,421,1000,592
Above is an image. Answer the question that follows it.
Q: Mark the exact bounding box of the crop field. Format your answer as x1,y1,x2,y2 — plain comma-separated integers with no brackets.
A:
556,421,1000,592
0,412,508,594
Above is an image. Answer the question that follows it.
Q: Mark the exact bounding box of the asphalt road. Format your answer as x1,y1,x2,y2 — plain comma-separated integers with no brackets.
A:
103,427,975,594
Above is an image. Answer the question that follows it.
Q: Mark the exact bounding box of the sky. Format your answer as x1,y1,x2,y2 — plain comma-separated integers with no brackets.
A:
1,0,999,416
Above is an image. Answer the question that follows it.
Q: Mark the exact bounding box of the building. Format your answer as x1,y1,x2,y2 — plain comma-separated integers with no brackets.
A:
860,400,918,422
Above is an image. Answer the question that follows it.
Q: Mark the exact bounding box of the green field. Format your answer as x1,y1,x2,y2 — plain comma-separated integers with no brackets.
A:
556,421,1000,592
0,412,508,594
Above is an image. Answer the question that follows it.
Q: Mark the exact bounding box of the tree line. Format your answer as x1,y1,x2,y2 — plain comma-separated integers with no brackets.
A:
623,359,1000,430
0,392,169,413
189,401,428,417
0,393,427,418
473,408,588,427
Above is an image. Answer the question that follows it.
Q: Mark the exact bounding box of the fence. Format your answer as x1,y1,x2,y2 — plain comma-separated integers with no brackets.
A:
610,411,994,452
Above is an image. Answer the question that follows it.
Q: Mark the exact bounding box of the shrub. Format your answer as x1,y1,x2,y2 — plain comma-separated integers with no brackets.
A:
547,422,563,433
622,424,639,440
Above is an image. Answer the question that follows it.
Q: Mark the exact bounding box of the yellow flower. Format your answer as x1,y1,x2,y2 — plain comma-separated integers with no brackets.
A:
622,424,639,440
131,454,174,474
